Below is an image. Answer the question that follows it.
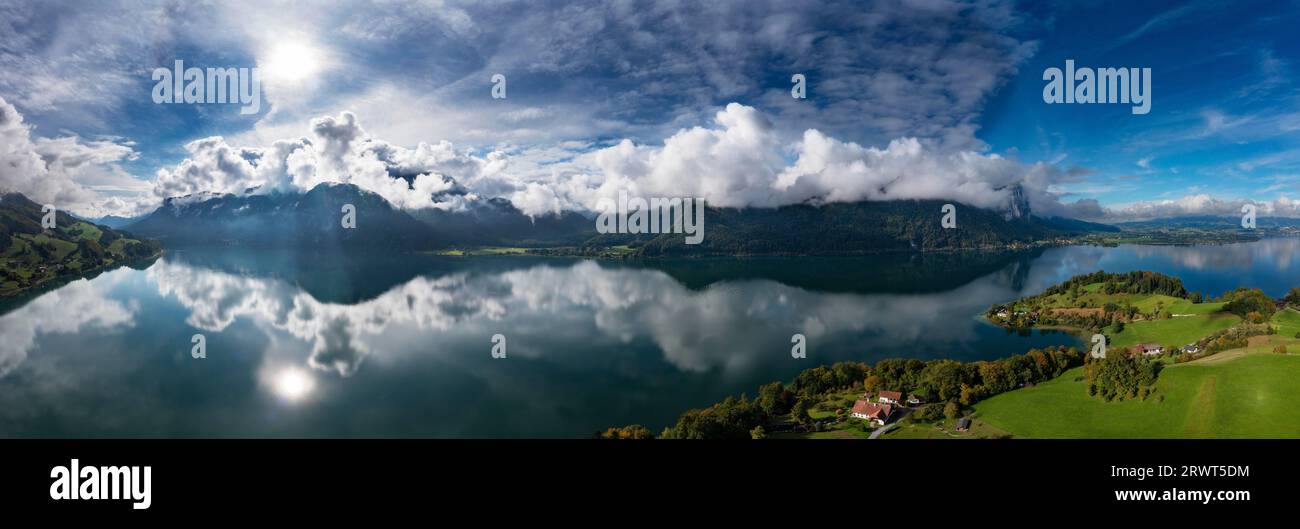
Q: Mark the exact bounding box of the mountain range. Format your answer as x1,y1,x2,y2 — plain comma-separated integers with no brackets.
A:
120,182,1124,255
621,199,1116,257
126,183,435,248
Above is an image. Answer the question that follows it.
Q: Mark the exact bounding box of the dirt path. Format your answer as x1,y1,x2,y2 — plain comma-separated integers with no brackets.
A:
869,423,898,439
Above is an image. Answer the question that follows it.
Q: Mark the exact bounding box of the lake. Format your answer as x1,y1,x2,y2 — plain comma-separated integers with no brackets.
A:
3,238,1299,437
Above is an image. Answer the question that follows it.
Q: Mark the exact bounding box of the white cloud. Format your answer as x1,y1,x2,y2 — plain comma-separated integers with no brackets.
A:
0,96,147,217
152,110,502,211
3,0,1049,219
1102,194,1300,221
149,102,1078,217
562,103,1072,215
217,0,1034,153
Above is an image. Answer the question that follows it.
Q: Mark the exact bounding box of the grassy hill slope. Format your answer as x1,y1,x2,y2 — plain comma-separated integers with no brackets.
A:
1,193,161,296
974,271,1300,438
973,353,1300,438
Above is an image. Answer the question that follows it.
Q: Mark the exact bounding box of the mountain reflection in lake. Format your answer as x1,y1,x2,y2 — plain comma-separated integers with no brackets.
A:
5,239,1298,437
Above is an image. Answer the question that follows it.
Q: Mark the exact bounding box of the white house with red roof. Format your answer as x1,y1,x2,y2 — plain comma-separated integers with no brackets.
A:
851,400,894,426
1136,343,1164,356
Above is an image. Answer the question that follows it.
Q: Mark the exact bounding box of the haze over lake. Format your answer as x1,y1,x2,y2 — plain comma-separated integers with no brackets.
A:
3,238,1300,438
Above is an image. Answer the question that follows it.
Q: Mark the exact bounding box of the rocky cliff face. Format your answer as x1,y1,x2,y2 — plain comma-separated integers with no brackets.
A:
1004,184,1031,221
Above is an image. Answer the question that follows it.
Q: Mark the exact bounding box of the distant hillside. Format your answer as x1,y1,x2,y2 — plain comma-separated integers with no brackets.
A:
82,214,146,229
123,185,1120,255
583,199,1116,257
127,183,438,249
0,192,161,297
1117,215,1300,230
408,197,592,247
1038,215,1121,233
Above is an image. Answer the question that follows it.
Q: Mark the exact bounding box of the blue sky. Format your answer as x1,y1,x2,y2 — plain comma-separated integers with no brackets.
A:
981,0,1300,216
1,0,1299,220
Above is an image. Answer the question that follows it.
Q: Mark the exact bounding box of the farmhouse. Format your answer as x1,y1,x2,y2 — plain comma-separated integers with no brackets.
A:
906,394,925,406
877,390,903,404
851,400,894,426
1136,343,1164,356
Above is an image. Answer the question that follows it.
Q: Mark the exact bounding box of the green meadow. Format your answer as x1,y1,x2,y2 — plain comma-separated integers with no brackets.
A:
1029,283,1240,350
1105,309,1239,349
973,353,1300,438
972,278,1300,439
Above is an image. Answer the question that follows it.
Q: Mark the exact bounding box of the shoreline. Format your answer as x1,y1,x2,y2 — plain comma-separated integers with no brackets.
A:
426,234,1289,260
0,249,163,302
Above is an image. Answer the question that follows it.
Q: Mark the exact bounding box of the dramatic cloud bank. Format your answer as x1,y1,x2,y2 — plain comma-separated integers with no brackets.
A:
1,0,1053,218
5,1,1299,223
5,93,1287,223
145,103,1076,218
151,110,506,212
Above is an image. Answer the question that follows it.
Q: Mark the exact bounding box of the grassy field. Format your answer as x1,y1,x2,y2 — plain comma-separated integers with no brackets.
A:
1020,283,1241,350
973,352,1300,438
1271,307,1300,338
1106,310,1239,349
766,279,1300,440
972,277,1300,439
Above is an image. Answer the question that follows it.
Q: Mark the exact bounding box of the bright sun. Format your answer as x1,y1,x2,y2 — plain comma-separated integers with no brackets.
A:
260,41,325,85
272,367,316,402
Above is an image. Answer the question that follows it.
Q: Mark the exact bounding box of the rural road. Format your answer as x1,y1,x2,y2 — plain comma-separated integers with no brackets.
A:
869,423,898,439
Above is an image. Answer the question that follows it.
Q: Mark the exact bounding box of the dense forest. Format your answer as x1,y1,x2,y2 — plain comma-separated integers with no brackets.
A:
1085,352,1159,401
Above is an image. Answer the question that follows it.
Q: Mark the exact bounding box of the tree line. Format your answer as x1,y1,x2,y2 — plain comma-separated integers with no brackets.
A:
1085,351,1159,401
1038,270,1189,298
603,345,1084,439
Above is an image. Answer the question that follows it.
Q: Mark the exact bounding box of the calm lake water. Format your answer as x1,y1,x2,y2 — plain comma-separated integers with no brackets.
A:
3,238,1299,438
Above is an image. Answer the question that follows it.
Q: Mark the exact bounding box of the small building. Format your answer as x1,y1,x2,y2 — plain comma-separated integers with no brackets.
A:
850,400,894,426
877,390,903,405
1182,343,1201,354
906,394,925,406
1136,343,1164,356
955,418,971,432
